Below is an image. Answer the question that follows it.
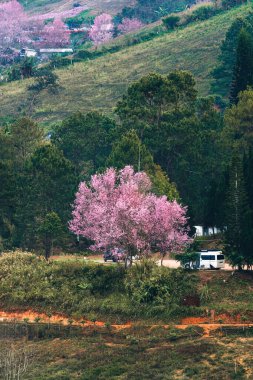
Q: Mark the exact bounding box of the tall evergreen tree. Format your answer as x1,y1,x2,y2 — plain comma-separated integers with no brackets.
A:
230,28,253,104
224,152,253,268
106,130,178,200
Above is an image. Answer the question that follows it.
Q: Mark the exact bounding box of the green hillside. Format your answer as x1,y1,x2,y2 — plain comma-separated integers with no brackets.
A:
0,4,251,124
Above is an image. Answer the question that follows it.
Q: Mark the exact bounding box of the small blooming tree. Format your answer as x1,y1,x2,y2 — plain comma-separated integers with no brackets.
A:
118,18,143,34
88,13,114,46
70,166,191,266
0,0,29,50
39,18,70,48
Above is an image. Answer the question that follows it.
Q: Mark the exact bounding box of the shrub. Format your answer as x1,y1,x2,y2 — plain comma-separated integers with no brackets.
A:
0,251,56,304
222,0,247,10
81,264,125,294
162,15,180,30
125,260,198,304
186,5,217,23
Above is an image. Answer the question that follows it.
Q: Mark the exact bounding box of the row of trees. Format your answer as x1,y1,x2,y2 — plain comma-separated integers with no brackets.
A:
1,66,253,265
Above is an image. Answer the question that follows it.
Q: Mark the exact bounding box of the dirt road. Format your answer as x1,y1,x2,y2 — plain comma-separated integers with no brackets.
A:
81,256,233,270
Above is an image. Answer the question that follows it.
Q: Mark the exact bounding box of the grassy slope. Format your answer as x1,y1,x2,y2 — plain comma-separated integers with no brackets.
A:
0,4,251,124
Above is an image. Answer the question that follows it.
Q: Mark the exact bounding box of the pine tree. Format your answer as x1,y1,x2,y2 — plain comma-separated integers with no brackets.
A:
224,152,253,268
106,130,178,199
230,28,253,104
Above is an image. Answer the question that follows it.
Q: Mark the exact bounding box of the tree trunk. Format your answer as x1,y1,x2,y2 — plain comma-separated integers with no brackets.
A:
44,237,52,261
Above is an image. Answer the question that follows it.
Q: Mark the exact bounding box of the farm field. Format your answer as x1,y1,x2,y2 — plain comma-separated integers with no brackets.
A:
1,322,253,379
0,4,251,124
1,253,253,378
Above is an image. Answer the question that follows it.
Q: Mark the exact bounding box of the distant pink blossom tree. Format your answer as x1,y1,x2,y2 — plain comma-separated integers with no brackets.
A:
0,0,29,50
118,18,143,34
70,166,191,266
39,18,70,48
88,13,114,47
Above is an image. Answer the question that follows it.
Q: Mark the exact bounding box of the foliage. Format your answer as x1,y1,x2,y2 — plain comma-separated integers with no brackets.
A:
70,166,190,261
162,15,180,30
222,0,247,9
38,18,70,48
89,14,114,46
0,252,57,304
116,72,224,225
38,212,63,260
106,129,178,199
230,28,253,104
223,89,253,151
28,68,59,93
212,11,253,97
51,111,116,175
125,261,197,304
118,18,143,34
7,58,36,82
14,144,77,251
175,240,201,267
186,4,218,23
223,152,253,268
115,0,195,24
8,117,44,166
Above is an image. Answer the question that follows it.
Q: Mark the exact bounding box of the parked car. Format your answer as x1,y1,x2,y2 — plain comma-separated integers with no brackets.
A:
183,250,225,270
103,248,125,262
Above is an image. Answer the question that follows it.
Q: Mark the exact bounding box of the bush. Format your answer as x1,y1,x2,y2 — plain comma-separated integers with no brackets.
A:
162,15,180,30
76,50,93,60
186,5,218,23
0,251,57,304
222,0,247,10
81,265,125,294
125,260,198,305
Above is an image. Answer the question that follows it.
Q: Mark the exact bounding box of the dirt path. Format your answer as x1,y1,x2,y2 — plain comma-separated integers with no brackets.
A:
0,310,253,337
0,310,131,330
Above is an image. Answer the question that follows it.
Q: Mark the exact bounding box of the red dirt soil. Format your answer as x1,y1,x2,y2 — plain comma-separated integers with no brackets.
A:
0,310,131,330
1,309,253,339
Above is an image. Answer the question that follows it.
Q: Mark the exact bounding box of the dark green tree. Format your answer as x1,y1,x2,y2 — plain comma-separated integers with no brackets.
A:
116,71,197,142
230,28,253,104
224,152,253,269
15,145,77,250
0,131,16,249
38,212,63,260
52,112,116,176
116,72,224,224
212,13,253,97
28,67,59,93
9,117,44,167
106,129,178,199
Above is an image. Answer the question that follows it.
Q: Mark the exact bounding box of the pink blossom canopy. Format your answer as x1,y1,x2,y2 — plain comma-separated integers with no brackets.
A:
70,166,191,256
88,13,114,46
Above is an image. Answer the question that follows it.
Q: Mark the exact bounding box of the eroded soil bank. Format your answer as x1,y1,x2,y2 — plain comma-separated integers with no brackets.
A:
0,309,253,337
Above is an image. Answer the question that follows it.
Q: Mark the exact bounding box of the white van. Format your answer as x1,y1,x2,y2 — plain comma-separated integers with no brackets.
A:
184,250,225,270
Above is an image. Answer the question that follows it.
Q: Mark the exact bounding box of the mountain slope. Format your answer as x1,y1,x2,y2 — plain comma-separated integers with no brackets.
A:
0,4,251,124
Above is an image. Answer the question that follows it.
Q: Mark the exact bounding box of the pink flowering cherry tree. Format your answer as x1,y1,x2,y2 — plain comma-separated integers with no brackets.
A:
39,18,70,48
70,166,191,266
0,0,29,50
88,13,114,47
